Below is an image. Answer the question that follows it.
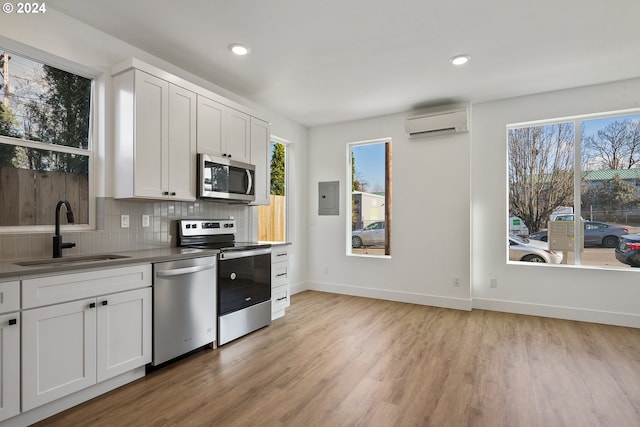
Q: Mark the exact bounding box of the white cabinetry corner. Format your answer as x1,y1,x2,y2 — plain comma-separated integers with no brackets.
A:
250,117,271,206
0,281,20,422
21,265,152,411
113,69,196,201
271,247,290,320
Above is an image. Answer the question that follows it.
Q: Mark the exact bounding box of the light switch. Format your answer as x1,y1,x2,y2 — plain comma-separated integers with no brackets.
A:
142,215,150,227
121,214,130,228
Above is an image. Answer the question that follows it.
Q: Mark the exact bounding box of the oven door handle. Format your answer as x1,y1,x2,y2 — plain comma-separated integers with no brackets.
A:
155,262,216,277
219,248,271,260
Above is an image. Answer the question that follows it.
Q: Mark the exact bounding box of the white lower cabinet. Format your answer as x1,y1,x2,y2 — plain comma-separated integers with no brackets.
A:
22,299,97,411
0,310,20,422
21,265,152,412
271,247,290,320
97,288,152,382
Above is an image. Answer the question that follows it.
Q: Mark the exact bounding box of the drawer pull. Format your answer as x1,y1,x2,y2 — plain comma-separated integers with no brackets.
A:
8,318,17,326
102,300,109,306
276,296,287,302
276,273,287,278
276,252,287,257
89,302,96,309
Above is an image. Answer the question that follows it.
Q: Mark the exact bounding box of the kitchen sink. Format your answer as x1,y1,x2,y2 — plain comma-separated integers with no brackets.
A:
15,254,130,267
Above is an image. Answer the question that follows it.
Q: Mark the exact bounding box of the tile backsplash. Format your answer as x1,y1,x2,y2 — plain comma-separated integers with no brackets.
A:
0,197,251,261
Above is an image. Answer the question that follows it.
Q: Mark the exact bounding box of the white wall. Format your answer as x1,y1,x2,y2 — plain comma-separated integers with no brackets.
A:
0,8,309,289
305,110,472,310
472,78,640,327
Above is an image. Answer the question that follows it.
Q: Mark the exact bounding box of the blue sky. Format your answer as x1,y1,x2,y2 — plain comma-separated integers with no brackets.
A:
581,113,640,137
352,142,386,192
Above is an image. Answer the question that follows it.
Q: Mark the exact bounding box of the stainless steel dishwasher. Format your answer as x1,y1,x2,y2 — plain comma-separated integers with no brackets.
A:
152,255,216,366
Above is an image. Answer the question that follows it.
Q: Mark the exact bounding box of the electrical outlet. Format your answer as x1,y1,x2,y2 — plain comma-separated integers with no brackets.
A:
142,214,150,227
489,277,498,288
453,277,460,287
121,214,130,228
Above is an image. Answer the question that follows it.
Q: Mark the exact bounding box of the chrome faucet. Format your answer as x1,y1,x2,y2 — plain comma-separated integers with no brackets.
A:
53,199,76,258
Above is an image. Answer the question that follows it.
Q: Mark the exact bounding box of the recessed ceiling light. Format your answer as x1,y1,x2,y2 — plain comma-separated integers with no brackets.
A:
450,54,471,66
229,44,250,56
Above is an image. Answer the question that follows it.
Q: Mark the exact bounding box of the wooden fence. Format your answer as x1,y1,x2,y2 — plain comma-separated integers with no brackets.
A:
258,195,286,242
0,166,88,226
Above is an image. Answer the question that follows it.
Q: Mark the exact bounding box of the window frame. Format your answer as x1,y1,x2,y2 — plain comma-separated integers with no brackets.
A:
507,107,640,268
346,137,392,258
0,42,98,233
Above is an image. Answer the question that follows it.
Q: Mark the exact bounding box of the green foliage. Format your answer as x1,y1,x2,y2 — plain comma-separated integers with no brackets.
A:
270,142,285,196
351,154,365,191
582,174,638,219
25,65,91,174
0,104,18,167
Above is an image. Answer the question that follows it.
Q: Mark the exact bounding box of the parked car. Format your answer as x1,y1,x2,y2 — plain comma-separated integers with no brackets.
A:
352,221,385,248
509,234,563,264
614,234,640,267
528,221,628,248
552,214,584,222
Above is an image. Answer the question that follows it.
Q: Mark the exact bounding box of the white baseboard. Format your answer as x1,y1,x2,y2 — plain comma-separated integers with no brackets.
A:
291,282,639,328
473,298,640,328
302,281,473,311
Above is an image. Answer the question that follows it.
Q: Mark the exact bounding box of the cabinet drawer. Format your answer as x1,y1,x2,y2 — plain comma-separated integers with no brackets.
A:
272,285,289,313
271,248,289,263
272,263,288,287
0,281,19,314
22,264,152,309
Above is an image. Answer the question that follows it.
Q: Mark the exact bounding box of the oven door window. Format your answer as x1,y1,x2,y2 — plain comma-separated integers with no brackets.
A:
218,253,270,315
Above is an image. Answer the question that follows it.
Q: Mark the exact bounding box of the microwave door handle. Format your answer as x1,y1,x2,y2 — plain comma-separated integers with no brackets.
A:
246,169,253,194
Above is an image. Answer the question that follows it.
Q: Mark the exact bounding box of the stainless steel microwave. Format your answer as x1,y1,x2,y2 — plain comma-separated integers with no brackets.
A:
197,153,255,202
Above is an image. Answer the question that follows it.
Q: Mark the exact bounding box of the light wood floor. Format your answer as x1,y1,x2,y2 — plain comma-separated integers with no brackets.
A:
35,291,640,427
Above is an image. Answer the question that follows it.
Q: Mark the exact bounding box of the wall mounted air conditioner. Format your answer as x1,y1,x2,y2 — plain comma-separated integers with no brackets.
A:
405,108,468,138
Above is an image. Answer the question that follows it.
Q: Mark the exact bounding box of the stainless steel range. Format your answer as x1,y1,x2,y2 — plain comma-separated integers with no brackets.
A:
177,219,272,345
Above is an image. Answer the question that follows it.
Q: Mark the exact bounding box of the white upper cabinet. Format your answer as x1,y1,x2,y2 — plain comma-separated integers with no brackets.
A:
197,95,251,164
250,117,271,206
113,69,196,201
113,58,270,202
168,84,197,200
196,95,225,156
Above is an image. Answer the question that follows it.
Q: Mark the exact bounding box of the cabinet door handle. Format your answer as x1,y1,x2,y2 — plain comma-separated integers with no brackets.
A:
8,318,17,326
89,302,96,309
163,191,170,196
276,273,287,278
102,300,108,306
170,192,176,196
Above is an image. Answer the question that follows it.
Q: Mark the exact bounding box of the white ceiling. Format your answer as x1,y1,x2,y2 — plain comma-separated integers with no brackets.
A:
49,0,640,127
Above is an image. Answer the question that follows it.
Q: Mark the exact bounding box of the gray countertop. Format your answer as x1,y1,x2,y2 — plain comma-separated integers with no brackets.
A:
259,241,292,247
0,247,220,280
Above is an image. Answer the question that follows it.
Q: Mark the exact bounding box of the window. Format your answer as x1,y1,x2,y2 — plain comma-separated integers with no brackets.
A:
0,49,92,229
508,110,640,268
348,139,392,256
258,140,286,242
